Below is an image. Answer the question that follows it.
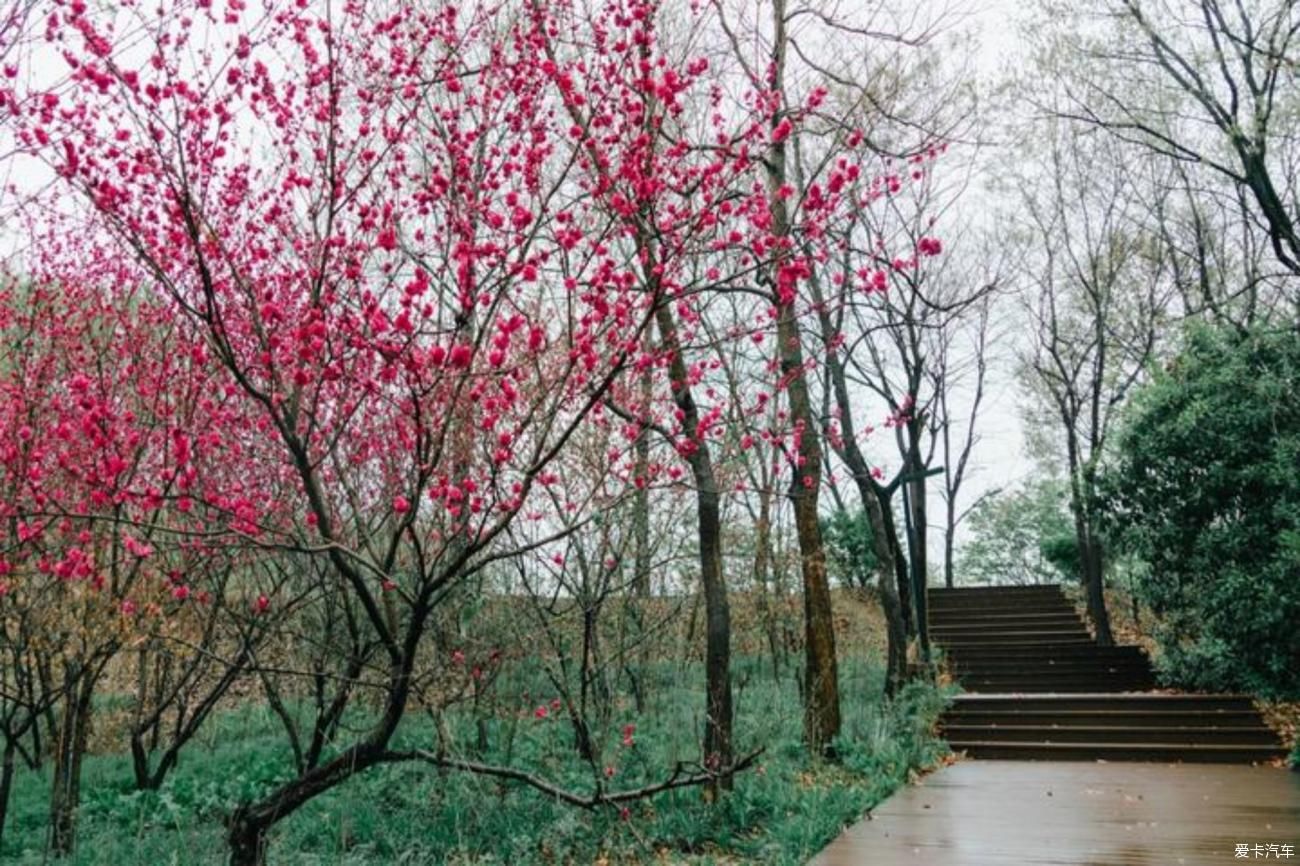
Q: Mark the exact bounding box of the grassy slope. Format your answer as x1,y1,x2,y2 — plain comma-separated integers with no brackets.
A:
5,592,953,864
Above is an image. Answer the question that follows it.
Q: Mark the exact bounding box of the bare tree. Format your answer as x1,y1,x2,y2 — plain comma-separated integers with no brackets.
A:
933,289,993,589
1011,119,1175,645
1046,0,1300,278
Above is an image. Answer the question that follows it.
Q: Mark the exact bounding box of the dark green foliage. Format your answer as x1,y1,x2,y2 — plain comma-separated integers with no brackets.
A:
821,509,878,590
1038,533,1081,581
1104,325,1300,698
2,659,951,864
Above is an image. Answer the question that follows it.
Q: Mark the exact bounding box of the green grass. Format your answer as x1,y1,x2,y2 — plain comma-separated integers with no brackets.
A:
3,658,953,865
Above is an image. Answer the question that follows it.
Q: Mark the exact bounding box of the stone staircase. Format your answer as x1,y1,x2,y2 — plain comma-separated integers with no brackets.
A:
932,584,1286,763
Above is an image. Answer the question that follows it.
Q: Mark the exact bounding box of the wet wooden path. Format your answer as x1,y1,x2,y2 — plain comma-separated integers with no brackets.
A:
810,760,1300,865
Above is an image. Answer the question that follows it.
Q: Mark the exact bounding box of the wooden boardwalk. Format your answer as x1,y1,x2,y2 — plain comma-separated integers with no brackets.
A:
809,760,1300,865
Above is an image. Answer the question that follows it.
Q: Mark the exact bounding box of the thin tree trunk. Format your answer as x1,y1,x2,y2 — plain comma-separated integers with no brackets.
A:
862,492,908,695
904,444,931,665
653,305,733,795
630,356,653,713
0,737,16,854
765,0,839,755
878,491,913,637
752,487,782,680
633,358,652,599
49,674,94,857
1066,446,1114,646
1081,529,1114,646
801,218,908,696
943,515,956,589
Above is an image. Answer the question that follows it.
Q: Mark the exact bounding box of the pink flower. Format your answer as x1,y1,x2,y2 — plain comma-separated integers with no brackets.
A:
621,723,635,747
771,118,794,144
393,495,411,514
120,599,136,615
452,649,465,665
172,585,190,601
253,594,270,614
534,705,548,719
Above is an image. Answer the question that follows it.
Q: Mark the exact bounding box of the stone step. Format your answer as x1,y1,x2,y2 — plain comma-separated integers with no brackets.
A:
956,676,1159,686
930,584,1067,595
941,710,1268,728
944,645,1147,662
930,602,1080,616
947,694,1258,712
930,611,1083,627
948,657,1152,673
940,724,1284,746
944,740,1287,763
932,626,1092,640
938,633,1095,647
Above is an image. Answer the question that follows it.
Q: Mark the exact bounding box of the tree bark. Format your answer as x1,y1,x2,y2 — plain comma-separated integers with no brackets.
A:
764,0,840,755
653,306,733,794
49,673,94,857
943,515,956,589
1080,527,1113,646
633,357,652,599
1066,442,1114,646
863,492,908,695
877,489,914,637
0,737,16,854
903,436,931,665
752,486,783,679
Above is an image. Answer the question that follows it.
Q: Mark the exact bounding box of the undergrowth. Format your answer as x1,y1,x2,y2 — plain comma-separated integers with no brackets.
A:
4,658,953,865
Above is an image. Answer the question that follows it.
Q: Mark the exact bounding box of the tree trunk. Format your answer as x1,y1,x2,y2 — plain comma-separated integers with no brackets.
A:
904,457,931,665
653,305,733,795
765,0,839,755
862,491,908,695
630,358,653,712
49,674,94,857
944,495,957,589
633,359,652,599
1081,529,1114,646
227,812,269,866
803,246,907,697
753,488,782,680
877,490,914,637
0,737,16,854
1067,456,1114,646
699,485,733,793
226,742,385,866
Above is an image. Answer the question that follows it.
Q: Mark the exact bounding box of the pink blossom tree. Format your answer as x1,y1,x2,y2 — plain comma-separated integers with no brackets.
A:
7,0,776,859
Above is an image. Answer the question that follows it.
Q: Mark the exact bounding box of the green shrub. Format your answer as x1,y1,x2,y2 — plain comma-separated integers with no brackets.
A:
1104,325,1300,698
